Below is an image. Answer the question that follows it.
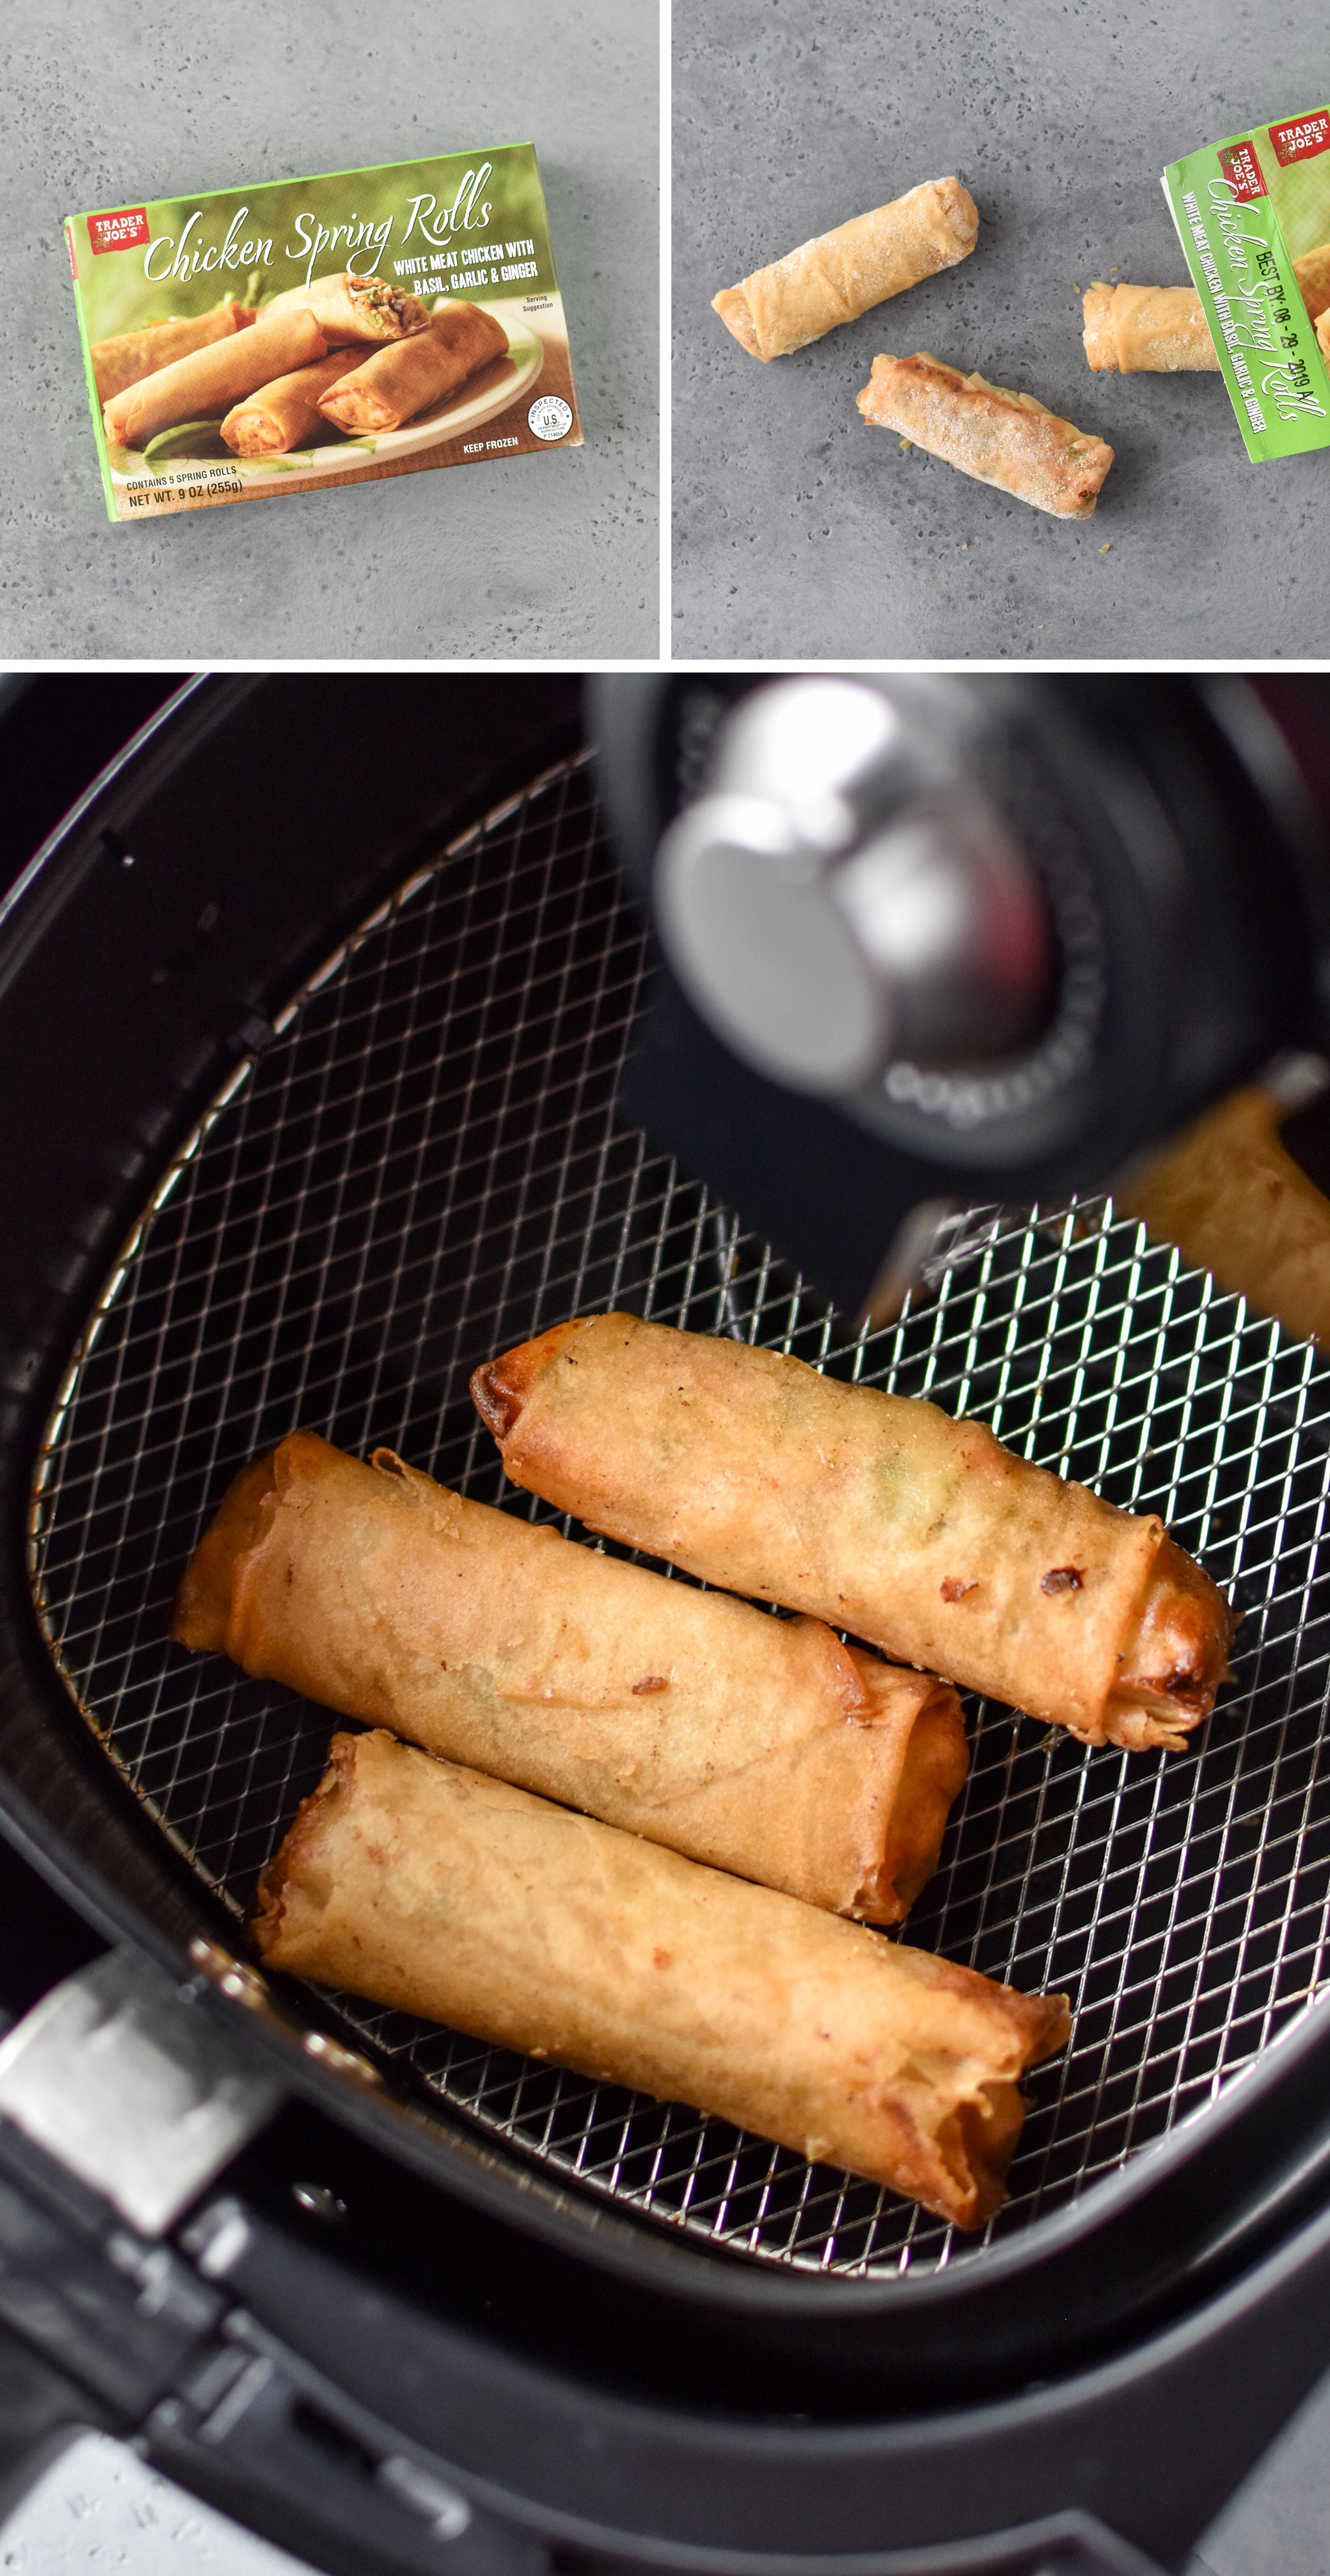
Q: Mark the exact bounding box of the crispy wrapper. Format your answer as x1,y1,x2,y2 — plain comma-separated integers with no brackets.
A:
1083,282,1217,372
316,304,509,433
221,350,368,456
472,1316,1233,1754
255,1730,1069,2227
171,1431,968,1923
712,178,978,361
857,350,1114,518
260,271,429,345
1120,1084,1330,1353
91,303,255,405
1294,242,1330,328
1317,308,1330,367
103,307,327,449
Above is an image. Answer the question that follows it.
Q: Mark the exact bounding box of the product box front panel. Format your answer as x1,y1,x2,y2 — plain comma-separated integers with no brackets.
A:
1164,107,1330,462
67,144,583,522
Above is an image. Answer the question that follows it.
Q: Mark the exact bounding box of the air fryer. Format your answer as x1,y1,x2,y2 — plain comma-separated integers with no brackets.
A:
2,673,1330,2576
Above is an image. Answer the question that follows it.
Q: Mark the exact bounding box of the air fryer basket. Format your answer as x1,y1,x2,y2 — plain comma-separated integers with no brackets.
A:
26,724,1330,2284
11,675,1330,2576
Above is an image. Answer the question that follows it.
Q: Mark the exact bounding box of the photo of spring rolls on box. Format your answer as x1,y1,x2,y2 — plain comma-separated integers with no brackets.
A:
67,144,582,520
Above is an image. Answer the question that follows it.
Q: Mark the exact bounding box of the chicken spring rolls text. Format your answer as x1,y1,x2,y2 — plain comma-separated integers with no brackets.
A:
255,1730,1070,2229
103,306,328,448
221,350,368,457
316,304,509,433
712,178,979,361
1082,283,1218,372
857,351,1114,518
259,271,429,345
173,1431,968,1923
473,1316,1233,1753
91,302,255,406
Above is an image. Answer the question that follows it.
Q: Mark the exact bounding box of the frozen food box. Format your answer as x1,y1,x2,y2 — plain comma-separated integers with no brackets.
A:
66,144,583,522
1163,107,1330,462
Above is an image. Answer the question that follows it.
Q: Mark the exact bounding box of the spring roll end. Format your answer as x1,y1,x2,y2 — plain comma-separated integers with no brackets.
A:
1082,283,1119,370
711,285,765,358
470,1318,591,1441
170,1451,279,1652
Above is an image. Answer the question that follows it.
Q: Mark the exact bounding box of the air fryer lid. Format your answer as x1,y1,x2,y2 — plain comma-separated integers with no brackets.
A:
5,677,1330,2576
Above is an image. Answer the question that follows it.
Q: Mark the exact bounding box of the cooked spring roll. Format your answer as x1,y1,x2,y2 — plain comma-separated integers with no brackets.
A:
316,304,509,434
472,1317,1233,1755
259,271,429,345
1317,308,1330,367
103,307,327,449
712,178,979,362
221,349,369,457
172,1431,968,1922
856,350,1114,519
1294,242,1330,328
1119,1084,1330,1353
255,1730,1070,2228
91,302,255,406
1083,282,1218,372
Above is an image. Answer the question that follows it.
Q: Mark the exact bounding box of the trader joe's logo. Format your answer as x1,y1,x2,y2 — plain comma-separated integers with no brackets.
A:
1269,111,1330,167
89,207,149,253
1217,141,1264,202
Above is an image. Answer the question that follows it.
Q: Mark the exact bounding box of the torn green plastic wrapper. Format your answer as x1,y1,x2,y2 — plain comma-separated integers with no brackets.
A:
1163,107,1330,462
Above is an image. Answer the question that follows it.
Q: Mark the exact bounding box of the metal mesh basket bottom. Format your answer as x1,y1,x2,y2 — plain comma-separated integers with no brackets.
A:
29,749,1330,2280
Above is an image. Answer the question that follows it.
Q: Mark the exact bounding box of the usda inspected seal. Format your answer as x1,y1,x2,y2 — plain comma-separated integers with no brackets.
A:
528,394,573,441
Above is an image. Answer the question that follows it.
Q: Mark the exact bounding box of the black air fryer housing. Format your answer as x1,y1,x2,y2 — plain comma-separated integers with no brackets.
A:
594,671,1330,1314
1,677,1330,2576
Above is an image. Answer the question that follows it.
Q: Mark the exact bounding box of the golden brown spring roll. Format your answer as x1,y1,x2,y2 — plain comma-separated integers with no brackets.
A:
1294,242,1330,327
255,1730,1070,2228
472,1318,1233,1755
316,304,509,434
1119,1084,1330,1353
1083,282,1218,372
91,302,255,405
221,349,369,456
712,178,978,361
1317,308,1330,367
856,351,1114,519
103,307,327,449
172,1431,968,1923
259,271,429,345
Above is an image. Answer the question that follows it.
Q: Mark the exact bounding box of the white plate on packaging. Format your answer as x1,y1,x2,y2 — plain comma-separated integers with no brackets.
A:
107,301,545,486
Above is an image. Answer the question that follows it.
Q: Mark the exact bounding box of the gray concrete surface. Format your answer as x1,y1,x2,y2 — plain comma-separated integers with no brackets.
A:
673,0,1330,660
2,0,657,662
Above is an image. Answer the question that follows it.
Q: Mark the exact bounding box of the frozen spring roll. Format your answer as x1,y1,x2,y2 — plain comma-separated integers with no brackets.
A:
1083,282,1218,372
857,351,1114,518
472,1317,1233,1754
1294,241,1330,328
221,349,368,456
1119,1083,1330,1353
255,1729,1070,2227
317,304,509,433
171,1431,968,1923
91,302,255,406
712,178,977,362
260,271,429,345
103,306,327,449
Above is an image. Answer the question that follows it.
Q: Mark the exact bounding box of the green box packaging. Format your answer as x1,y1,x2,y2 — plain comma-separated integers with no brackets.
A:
66,143,583,523
1163,108,1330,463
